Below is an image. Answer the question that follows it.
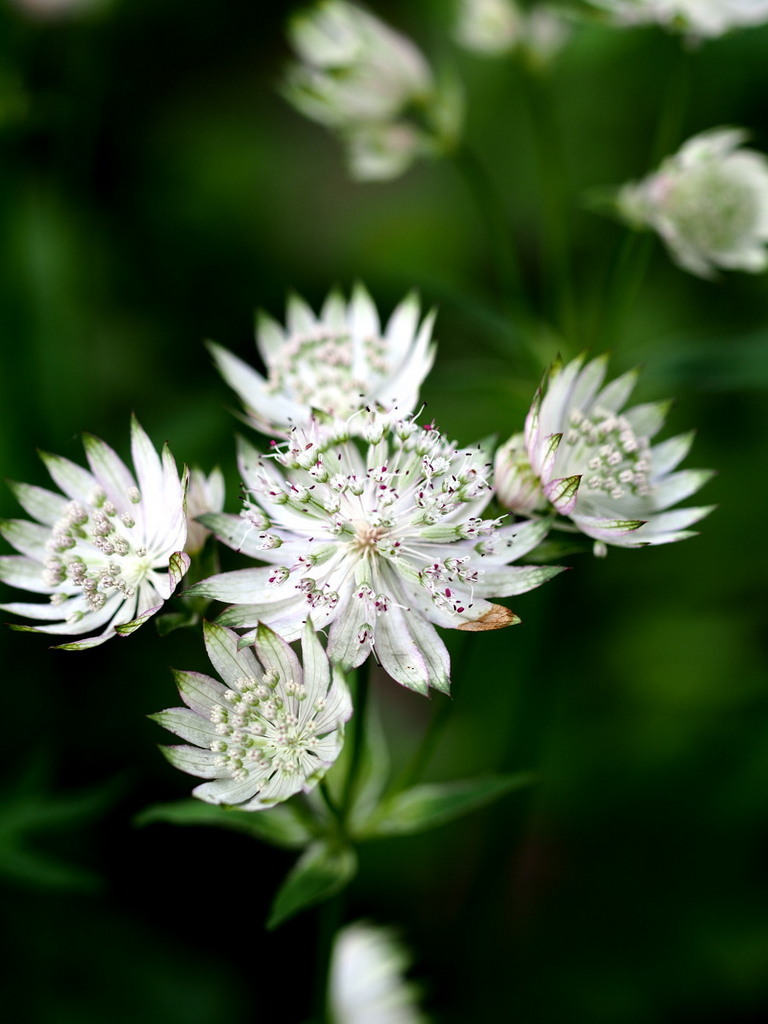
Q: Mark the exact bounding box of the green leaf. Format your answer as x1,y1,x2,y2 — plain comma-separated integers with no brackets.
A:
154,610,199,637
134,798,314,849
526,536,592,562
0,753,122,892
358,773,535,839
267,841,357,930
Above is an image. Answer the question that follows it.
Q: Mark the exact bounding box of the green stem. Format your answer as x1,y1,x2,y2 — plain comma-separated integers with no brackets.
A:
451,145,548,372
452,143,526,316
340,659,370,829
309,889,346,1024
519,66,577,350
306,661,370,1022
386,633,471,796
597,43,693,349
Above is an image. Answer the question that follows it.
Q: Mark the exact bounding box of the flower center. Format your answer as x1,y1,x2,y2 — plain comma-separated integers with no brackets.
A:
353,522,387,551
42,492,149,615
209,674,324,783
267,330,390,417
565,407,651,501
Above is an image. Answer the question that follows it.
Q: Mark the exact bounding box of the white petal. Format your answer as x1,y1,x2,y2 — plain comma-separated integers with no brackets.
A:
650,431,695,477
0,518,50,560
193,772,265,805
592,367,638,413
0,555,54,594
8,482,68,526
652,469,714,510
253,622,303,691
40,452,96,503
82,433,136,514
349,282,381,341
174,669,231,717
162,745,224,780
152,707,219,746
569,355,608,412
202,621,263,688
625,401,670,439
374,601,450,694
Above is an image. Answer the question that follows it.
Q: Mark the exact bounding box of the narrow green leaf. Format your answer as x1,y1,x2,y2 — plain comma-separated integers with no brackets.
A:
134,798,314,849
267,842,357,930
359,773,535,839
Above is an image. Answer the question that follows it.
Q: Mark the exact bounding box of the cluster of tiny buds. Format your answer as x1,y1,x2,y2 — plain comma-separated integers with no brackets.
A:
207,670,326,781
566,407,652,500
265,328,390,411
42,492,145,614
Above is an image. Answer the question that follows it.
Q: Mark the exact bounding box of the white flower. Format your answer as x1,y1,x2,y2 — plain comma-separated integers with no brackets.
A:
185,467,226,556
329,921,428,1024
495,356,714,548
455,0,571,64
283,1,463,179
617,128,768,278
188,415,560,694
0,417,190,650
588,0,768,38
209,285,436,437
153,620,351,810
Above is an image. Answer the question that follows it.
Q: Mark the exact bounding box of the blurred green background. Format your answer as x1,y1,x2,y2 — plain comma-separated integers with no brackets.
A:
1,1,767,1021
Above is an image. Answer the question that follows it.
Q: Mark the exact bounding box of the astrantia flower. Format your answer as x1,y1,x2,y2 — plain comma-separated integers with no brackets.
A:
209,285,436,437
0,417,190,649
153,620,351,810
495,356,714,547
588,0,768,37
329,921,427,1024
617,128,768,277
283,0,463,179
189,415,560,694
455,0,571,65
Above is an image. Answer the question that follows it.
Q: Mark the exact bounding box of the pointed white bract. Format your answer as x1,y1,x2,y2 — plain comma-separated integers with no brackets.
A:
0,417,190,649
617,128,768,278
495,356,714,548
153,620,351,810
209,285,436,437
588,0,768,37
188,414,560,694
283,0,463,179
329,921,427,1024
455,0,571,65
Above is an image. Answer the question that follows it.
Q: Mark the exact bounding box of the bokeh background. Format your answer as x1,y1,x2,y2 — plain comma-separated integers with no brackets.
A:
1,1,767,1021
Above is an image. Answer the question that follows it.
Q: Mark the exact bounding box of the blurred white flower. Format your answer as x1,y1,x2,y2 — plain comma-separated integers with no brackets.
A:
455,0,523,54
209,285,436,437
617,127,768,277
329,921,428,1024
455,0,571,65
188,414,560,694
588,0,768,38
153,620,351,810
184,467,225,556
0,417,189,649
283,0,463,179
495,355,714,548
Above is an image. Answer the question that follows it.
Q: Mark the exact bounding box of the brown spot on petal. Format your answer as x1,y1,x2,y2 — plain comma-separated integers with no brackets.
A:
458,603,520,631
